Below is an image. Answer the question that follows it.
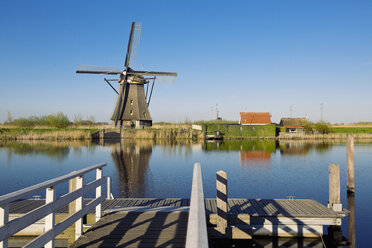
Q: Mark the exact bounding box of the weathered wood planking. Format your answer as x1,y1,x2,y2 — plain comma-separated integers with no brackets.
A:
70,212,188,248
9,198,342,240
9,198,338,218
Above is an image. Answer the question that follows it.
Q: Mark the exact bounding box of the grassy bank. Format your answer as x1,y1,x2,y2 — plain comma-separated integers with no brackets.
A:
2,122,372,141
203,124,276,139
279,133,372,141
0,127,98,140
120,127,203,140
330,126,372,134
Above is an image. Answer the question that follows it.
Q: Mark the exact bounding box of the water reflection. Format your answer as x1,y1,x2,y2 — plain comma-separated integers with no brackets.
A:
111,140,152,197
279,140,333,156
203,140,276,153
0,140,93,162
240,151,271,166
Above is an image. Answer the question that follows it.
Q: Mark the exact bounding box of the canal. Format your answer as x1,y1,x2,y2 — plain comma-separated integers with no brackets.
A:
1,139,371,246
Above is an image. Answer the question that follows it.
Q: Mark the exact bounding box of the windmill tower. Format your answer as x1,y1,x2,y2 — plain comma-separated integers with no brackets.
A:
76,22,177,128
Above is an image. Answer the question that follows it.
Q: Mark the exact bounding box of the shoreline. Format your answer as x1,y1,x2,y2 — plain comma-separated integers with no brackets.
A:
2,126,372,141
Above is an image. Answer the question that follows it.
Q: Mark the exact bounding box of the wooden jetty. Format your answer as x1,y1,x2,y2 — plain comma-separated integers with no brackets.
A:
205,131,222,140
0,163,348,248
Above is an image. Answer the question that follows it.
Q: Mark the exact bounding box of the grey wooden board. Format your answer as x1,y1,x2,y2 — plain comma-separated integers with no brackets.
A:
70,211,188,248
205,199,338,218
9,198,337,218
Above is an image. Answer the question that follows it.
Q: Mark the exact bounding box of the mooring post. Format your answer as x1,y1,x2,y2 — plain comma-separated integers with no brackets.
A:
328,164,342,212
347,134,355,192
216,170,228,235
347,192,356,248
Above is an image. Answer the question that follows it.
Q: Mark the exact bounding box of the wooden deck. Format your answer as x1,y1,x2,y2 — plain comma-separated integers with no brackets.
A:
8,198,344,247
70,211,188,248
9,198,338,217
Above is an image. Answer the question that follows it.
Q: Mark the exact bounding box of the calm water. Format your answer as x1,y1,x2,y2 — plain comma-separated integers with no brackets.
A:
1,139,371,246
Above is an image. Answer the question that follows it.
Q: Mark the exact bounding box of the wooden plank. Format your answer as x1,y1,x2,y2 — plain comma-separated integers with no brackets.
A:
276,199,302,216
71,211,188,248
236,199,254,215
249,199,267,216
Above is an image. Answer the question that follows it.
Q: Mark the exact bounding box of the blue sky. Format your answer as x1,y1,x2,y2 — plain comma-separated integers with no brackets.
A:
1,0,371,124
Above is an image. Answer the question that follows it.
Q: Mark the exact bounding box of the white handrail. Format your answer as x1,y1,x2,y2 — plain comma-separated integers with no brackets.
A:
0,163,107,248
0,163,106,205
185,162,209,248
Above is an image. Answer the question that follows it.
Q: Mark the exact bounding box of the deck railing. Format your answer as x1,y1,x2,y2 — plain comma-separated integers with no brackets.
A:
0,163,107,248
185,162,209,248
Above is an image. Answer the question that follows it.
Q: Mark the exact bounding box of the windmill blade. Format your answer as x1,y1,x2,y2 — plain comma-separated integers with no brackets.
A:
127,71,177,77
146,75,177,84
124,22,142,69
76,65,122,75
128,23,142,68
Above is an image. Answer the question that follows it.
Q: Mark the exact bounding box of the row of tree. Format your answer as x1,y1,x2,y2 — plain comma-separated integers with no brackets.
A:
303,121,331,134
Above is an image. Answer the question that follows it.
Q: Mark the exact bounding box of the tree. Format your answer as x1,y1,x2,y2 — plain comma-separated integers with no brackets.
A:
303,122,314,134
88,115,95,124
73,113,83,125
315,122,331,134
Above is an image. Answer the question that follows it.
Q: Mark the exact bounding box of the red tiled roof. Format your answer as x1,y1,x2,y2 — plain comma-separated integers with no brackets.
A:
240,112,271,124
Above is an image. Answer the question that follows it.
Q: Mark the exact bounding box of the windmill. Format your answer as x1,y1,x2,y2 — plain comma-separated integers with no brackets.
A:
76,22,177,128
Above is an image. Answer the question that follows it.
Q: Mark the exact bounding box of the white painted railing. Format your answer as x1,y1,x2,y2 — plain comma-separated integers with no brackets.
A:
186,162,209,248
0,163,107,248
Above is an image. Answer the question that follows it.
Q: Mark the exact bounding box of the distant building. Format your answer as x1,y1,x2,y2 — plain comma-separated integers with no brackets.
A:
280,118,307,133
239,112,271,125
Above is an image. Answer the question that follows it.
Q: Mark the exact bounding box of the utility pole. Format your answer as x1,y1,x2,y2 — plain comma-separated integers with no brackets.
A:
216,104,219,120
320,103,324,122
290,105,293,118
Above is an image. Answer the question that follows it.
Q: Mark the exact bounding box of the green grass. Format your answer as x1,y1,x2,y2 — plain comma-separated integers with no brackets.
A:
203,124,276,137
331,127,372,134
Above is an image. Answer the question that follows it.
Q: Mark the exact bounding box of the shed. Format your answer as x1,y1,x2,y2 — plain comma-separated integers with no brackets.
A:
239,112,271,125
280,118,307,133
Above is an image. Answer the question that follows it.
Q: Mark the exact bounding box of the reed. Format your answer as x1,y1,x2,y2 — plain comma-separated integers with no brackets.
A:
0,128,93,141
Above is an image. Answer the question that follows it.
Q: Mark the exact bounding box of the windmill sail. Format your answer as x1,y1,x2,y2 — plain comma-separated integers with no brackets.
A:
76,65,121,75
128,23,142,68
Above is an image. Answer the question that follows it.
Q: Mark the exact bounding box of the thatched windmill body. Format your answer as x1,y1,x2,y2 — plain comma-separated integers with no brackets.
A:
76,22,177,128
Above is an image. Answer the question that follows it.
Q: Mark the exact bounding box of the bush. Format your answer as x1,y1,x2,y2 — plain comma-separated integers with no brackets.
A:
314,122,331,134
303,122,314,134
46,112,70,128
5,112,70,128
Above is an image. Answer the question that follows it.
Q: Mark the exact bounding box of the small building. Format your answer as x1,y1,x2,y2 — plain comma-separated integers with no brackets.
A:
280,118,307,133
239,112,271,125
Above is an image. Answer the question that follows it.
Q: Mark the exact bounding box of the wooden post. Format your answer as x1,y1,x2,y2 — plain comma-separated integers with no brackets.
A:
75,176,83,240
0,204,9,248
107,177,112,199
216,170,227,235
95,168,102,222
68,177,77,215
347,192,356,248
45,187,55,248
347,135,355,192
328,164,342,212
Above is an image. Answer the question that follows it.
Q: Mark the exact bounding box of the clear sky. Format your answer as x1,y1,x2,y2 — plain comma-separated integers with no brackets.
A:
1,0,371,124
